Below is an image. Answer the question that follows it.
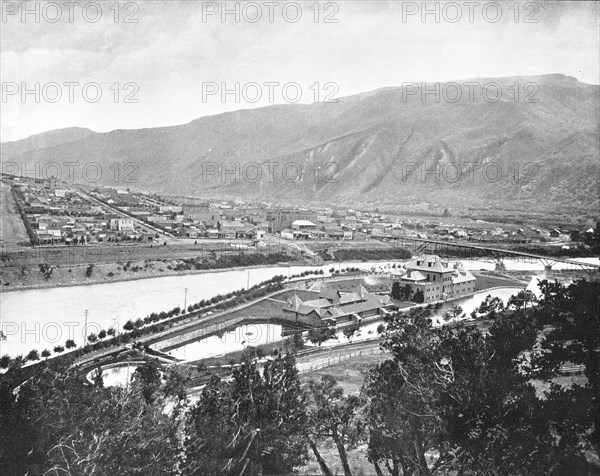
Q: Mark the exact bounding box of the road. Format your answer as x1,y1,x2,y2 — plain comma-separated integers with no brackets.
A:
76,189,174,241
296,339,384,373
0,181,29,247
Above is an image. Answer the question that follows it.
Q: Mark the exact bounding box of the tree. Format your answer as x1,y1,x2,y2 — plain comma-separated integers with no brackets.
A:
531,279,599,460
91,367,104,388
343,324,360,343
391,282,402,300
87,333,98,343
41,349,51,358
582,221,600,252
411,289,424,303
53,346,64,353
133,360,163,405
98,329,107,340
507,289,537,309
443,305,463,322
0,359,183,476
474,293,504,318
0,355,12,368
65,339,76,349
107,328,116,336
123,320,134,331
183,355,307,475
363,283,599,475
305,375,364,476
26,349,40,361
38,263,54,280
364,310,445,475
307,326,336,346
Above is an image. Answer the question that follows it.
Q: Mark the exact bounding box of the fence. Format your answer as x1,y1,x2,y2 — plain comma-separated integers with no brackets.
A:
302,346,384,373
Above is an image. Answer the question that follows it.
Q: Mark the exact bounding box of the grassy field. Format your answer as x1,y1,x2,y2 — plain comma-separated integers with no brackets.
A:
0,181,29,246
222,289,318,321
472,271,526,290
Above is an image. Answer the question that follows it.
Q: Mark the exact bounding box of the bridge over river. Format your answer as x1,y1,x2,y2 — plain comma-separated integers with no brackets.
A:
353,235,600,271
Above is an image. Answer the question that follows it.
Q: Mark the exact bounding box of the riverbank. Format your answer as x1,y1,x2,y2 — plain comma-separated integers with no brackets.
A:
1,247,596,292
0,254,310,293
0,247,415,292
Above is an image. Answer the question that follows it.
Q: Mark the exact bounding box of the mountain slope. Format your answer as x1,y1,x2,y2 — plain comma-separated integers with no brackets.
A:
2,74,598,214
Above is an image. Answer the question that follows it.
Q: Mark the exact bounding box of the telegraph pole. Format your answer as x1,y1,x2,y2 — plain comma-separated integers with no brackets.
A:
247,269,250,289
184,288,188,313
84,310,89,342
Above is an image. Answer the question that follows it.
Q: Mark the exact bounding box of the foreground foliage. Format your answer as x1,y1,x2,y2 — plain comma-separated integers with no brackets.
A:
0,279,597,475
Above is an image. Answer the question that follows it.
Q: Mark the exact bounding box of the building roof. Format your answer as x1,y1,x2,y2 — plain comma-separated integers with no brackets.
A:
292,220,316,227
302,298,333,309
402,270,428,282
451,266,476,284
221,221,245,229
406,255,452,273
328,295,392,318
284,283,392,319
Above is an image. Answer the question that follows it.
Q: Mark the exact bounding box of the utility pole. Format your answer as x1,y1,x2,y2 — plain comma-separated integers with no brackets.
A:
84,310,89,342
247,270,250,290
184,288,188,313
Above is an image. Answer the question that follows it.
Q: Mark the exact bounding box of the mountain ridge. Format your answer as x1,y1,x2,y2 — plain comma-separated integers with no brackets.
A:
2,74,598,215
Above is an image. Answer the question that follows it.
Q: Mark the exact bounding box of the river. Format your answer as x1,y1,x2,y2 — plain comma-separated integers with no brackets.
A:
1,257,597,357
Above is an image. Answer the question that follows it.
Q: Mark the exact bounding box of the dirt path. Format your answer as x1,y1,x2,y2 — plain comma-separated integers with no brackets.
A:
0,181,29,246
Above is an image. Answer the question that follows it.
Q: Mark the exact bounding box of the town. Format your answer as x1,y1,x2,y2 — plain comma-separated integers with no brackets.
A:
3,173,594,252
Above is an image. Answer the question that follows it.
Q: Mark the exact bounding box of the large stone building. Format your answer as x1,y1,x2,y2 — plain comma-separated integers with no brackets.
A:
394,255,476,303
109,218,134,231
282,283,395,326
266,208,318,233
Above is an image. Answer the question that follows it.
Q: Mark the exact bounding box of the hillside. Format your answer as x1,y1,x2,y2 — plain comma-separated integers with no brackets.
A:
2,74,598,215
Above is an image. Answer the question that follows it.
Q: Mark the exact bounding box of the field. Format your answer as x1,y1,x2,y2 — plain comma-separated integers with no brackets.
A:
0,181,29,246
472,271,527,290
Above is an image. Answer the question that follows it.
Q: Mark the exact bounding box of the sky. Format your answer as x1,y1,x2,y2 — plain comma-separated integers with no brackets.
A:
1,0,599,141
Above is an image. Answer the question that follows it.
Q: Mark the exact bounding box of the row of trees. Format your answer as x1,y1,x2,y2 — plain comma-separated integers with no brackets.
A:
1,339,79,369
2,275,291,369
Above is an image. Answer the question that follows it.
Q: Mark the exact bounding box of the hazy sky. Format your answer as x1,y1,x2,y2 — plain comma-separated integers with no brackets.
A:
1,0,599,141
